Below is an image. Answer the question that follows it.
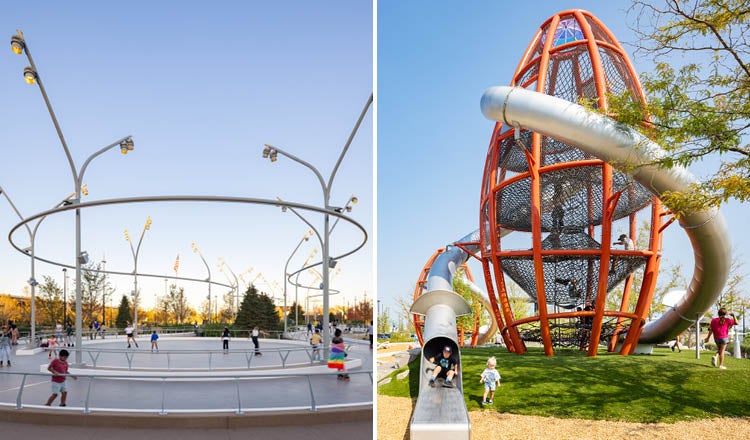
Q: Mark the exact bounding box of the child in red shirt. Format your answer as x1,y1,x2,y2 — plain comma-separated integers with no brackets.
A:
45,349,77,406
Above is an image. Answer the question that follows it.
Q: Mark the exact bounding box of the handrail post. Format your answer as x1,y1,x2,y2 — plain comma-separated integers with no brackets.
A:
160,377,167,415
208,352,212,370
167,353,171,370
84,376,94,413
16,374,27,409
307,375,317,412
235,377,243,415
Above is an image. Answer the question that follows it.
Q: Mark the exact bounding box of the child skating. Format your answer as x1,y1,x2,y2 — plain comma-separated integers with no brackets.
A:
479,356,501,405
328,328,349,380
150,330,159,352
45,349,76,407
47,334,59,360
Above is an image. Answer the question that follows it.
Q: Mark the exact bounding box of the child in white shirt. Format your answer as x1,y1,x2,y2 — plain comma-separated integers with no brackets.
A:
479,356,501,405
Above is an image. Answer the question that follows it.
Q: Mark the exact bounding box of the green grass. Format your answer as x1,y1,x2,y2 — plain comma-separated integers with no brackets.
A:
378,347,750,423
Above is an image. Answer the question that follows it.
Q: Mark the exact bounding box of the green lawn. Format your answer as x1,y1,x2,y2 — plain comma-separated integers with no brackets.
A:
378,346,749,423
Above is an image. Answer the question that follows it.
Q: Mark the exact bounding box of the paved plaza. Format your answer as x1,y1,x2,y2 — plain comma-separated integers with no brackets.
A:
0,332,372,436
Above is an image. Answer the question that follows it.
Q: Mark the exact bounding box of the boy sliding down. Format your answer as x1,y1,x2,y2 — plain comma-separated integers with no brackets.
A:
45,349,77,407
428,345,457,387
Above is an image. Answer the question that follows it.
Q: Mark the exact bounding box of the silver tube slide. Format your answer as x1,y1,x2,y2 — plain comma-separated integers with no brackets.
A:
456,273,498,345
480,86,731,343
409,231,477,440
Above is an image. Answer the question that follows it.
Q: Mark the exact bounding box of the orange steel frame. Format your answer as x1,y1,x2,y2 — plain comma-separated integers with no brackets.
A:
411,248,487,347
478,10,665,357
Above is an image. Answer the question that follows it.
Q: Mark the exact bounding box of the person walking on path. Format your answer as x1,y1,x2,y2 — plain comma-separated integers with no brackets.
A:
45,349,76,406
222,327,230,354
0,326,12,367
150,330,159,352
252,326,262,357
125,323,138,348
479,356,501,405
307,322,313,336
367,320,373,349
328,328,348,380
705,307,738,369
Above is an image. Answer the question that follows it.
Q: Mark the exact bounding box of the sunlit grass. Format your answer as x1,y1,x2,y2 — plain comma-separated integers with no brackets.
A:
378,346,749,422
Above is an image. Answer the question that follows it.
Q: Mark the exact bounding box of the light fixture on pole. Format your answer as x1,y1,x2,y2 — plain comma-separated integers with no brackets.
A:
10,29,136,365
125,216,152,329
217,257,239,320
283,229,312,335
265,92,372,358
191,241,212,325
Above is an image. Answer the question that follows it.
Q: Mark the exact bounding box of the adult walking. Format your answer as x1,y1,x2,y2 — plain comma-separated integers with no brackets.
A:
251,326,262,357
705,307,738,370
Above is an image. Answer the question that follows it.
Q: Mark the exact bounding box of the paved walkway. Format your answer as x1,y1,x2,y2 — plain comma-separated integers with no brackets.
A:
0,333,372,418
0,419,372,440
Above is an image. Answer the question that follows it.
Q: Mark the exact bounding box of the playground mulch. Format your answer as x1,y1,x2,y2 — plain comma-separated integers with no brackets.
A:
377,395,750,440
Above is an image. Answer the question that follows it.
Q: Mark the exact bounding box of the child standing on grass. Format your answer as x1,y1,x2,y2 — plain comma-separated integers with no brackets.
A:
45,349,76,406
479,356,501,405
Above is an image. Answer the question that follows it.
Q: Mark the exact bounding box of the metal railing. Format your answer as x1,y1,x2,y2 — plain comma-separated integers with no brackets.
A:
0,370,372,415
62,345,342,370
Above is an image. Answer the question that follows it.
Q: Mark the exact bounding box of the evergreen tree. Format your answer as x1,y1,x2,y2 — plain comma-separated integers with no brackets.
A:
235,284,281,330
288,301,305,326
115,295,132,328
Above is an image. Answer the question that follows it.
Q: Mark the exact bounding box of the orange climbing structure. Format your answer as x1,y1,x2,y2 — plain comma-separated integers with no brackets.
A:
478,10,666,356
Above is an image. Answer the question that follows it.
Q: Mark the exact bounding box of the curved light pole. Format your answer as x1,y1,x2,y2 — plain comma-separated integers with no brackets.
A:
274,193,358,353
191,241,212,324
283,230,312,334
217,257,239,320
124,216,152,329
100,259,106,326
11,30,135,365
0,185,76,343
294,249,318,327
62,268,68,327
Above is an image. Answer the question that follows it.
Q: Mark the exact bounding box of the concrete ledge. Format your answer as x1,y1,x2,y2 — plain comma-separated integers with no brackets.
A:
16,348,45,356
0,405,372,428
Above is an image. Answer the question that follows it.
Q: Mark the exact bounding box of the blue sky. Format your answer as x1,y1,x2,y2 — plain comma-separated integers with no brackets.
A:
0,1,373,317
377,1,748,325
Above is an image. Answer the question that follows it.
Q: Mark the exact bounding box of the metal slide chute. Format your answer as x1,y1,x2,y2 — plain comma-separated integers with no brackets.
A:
480,85,731,344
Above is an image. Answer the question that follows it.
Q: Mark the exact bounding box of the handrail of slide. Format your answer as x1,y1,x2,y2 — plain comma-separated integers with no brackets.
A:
480,86,731,344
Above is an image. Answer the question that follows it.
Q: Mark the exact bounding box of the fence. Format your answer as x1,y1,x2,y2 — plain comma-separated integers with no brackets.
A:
0,370,373,415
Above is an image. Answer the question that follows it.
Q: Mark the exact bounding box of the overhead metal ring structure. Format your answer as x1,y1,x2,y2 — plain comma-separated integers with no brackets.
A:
7,195,367,297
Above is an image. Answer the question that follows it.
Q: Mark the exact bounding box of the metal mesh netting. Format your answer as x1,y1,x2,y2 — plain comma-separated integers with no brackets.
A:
495,165,652,231
546,45,592,102
500,231,648,308
586,17,616,46
517,61,540,88
516,315,627,348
